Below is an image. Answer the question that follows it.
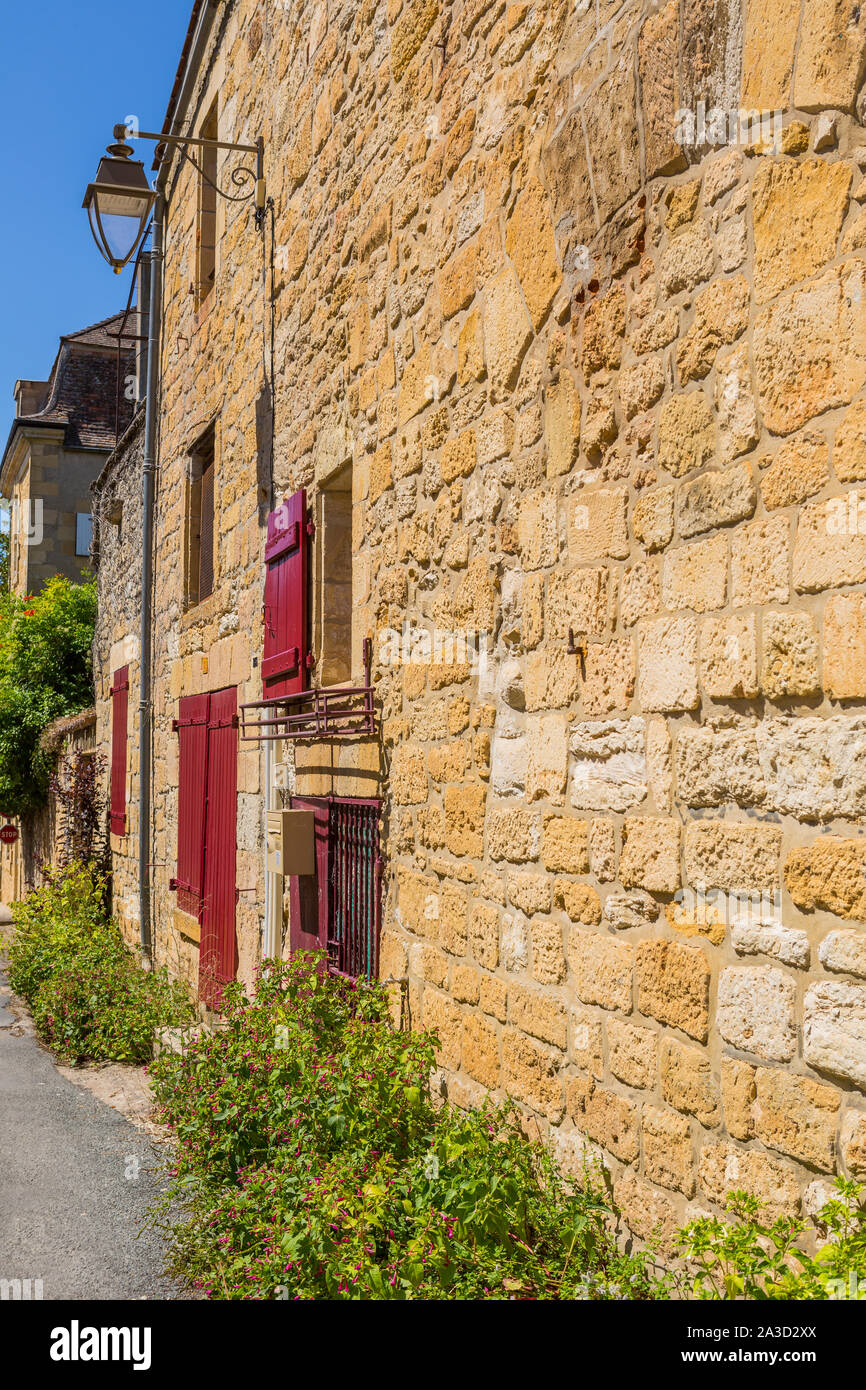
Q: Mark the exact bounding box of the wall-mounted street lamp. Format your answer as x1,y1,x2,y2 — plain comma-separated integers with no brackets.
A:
83,123,267,272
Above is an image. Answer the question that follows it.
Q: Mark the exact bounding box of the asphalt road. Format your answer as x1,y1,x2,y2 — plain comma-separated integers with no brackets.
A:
0,951,181,1301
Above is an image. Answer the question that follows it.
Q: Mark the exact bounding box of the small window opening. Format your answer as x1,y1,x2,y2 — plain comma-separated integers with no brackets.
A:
314,463,353,686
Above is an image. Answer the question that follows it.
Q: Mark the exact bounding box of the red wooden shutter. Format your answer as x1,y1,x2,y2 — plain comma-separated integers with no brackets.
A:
173,693,210,920
199,687,238,1009
109,666,129,836
262,489,309,698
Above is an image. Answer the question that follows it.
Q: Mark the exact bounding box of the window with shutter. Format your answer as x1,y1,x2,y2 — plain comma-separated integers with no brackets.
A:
109,666,129,836
288,795,381,980
263,489,310,697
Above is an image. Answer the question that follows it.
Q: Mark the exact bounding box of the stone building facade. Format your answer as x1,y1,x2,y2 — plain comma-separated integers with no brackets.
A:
95,0,866,1248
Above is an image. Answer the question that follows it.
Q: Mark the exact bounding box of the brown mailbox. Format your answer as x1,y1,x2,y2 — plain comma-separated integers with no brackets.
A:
266,808,315,876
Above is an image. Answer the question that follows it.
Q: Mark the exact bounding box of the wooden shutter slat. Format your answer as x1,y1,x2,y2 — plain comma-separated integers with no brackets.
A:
109,665,129,836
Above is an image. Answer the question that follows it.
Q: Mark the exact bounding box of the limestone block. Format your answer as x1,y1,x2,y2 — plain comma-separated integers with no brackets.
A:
568,927,634,1013
503,1029,564,1121
662,534,728,612
717,966,796,1061
679,461,757,540
636,939,711,1041
677,275,750,384
754,261,866,435
643,1105,696,1195
761,433,829,511
569,717,647,812
569,488,629,562
804,981,866,1087
793,0,866,112
825,594,866,698
609,1018,658,1089
657,391,715,478
542,815,590,874
731,516,789,606
819,929,866,979
484,266,533,399
752,159,852,304
619,816,681,893
785,837,866,920
700,612,759,698
508,980,568,1048
566,1077,640,1163
638,616,699,712
684,822,781,891
699,1143,801,1219
661,1038,720,1127
633,486,675,552
761,610,820,698
505,178,561,331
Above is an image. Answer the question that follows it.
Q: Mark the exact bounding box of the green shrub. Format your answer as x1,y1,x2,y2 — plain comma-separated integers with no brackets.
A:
677,1182,866,1300
0,576,97,815
3,862,193,1064
149,955,671,1300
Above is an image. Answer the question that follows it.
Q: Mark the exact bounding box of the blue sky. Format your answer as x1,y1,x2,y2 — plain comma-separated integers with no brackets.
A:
0,0,193,448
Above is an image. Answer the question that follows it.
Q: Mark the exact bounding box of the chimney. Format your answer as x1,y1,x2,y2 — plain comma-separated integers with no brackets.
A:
14,379,49,417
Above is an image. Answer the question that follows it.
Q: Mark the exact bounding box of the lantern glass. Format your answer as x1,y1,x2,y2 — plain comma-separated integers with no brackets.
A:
83,149,155,271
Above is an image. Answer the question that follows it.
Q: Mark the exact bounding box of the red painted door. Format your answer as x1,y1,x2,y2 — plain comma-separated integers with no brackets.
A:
288,796,329,958
199,687,238,1008
262,489,310,698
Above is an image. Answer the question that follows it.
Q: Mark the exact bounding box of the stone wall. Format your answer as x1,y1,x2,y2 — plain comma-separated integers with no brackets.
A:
92,411,144,949
137,0,866,1245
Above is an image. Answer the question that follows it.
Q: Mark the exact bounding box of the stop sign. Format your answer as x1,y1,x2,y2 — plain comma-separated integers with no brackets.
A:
0,824,19,845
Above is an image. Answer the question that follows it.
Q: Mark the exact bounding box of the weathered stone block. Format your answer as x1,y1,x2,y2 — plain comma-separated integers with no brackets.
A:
754,1069,840,1170
794,492,866,593
468,900,500,970
570,1006,604,1079
699,1143,801,1219
581,639,635,717
717,966,796,1061
570,718,647,812
678,462,756,539
638,616,699,712
661,1038,720,1127
643,1105,696,1195
569,928,634,1013
619,816,681,893
685,822,781,891
819,929,866,979
608,1018,658,1089
752,159,851,304
545,372,581,479
543,815,589,874
825,594,866,698
662,534,728,613
531,918,567,985
502,1029,564,1121
700,612,759,699
486,807,541,863
461,1013,500,1087
505,178,561,331
785,837,866,921
761,610,820,699
754,261,866,435
761,433,829,510
555,880,602,925
569,488,629,563
677,275,750,384
731,516,789,606
721,1057,757,1140
793,0,866,112
804,981,866,1087
566,1077,640,1163
658,392,715,478
633,485,675,552
636,939,711,1041
484,266,533,400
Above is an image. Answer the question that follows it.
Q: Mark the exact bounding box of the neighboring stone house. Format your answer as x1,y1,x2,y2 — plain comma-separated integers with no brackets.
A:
0,314,135,596
95,0,866,1249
